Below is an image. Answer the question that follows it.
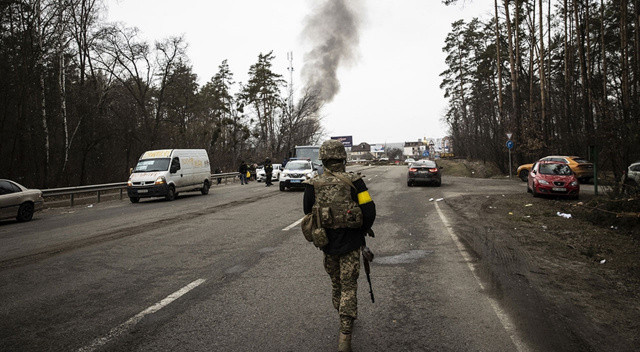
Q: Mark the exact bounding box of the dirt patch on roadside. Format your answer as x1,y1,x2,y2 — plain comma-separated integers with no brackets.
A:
438,159,504,179
446,193,640,351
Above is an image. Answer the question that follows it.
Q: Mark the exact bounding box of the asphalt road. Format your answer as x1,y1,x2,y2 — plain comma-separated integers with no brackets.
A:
0,166,589,351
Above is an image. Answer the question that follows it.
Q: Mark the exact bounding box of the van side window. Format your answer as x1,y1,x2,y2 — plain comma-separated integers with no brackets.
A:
171,157,180,172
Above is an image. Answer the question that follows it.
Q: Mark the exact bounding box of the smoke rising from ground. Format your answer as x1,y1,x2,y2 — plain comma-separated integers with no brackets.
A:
301,0,361,103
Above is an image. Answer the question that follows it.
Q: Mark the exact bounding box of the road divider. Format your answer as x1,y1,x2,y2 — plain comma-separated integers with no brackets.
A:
77,278,206,352
43,173,240,207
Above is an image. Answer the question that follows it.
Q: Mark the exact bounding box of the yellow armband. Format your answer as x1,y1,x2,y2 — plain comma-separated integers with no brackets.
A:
357,191,372,205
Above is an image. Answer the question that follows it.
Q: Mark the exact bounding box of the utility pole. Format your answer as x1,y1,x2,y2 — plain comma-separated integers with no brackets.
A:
506,132,513,179
287,51,294,111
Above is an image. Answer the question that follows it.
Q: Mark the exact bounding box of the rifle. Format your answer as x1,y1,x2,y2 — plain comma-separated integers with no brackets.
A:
362,245,375,303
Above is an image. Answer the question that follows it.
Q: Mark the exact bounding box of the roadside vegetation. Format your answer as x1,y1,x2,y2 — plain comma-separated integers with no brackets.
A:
441,1,640,181
1,2,323,188
437,159,504,178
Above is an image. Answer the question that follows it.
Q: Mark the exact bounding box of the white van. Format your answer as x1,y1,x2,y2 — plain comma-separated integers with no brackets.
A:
127,149,211,203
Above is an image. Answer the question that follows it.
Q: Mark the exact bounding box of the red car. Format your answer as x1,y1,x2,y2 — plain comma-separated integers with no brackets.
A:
527,161,580,199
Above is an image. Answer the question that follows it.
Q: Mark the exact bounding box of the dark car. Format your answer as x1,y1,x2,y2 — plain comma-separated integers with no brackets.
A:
407,160,442,187
527,161,579,199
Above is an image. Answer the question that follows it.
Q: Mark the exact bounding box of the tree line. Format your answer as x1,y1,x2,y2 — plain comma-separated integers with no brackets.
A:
441,0,640,178
0,0,323,188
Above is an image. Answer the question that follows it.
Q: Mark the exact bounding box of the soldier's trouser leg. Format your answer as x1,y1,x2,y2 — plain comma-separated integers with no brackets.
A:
324,248,360,334
324,254,342,311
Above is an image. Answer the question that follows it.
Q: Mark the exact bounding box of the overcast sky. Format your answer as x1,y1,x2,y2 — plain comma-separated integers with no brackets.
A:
105,0,493,144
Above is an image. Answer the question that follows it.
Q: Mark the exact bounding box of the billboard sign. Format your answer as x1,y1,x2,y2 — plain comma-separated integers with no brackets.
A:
331,136,353,148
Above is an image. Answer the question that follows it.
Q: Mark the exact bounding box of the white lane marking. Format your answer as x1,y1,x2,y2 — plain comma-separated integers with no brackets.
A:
282,217,304,231
434,202,531,352
78,279,206,352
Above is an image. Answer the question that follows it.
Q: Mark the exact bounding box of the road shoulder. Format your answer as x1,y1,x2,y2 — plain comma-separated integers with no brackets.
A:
439,193,639,351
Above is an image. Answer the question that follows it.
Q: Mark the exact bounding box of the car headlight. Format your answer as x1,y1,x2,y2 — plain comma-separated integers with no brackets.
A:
155,176,166,185
538,179,549,185
570,181,579,186
127,180,133,187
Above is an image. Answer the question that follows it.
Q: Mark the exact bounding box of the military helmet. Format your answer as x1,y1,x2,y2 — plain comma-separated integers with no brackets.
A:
319,139,347,160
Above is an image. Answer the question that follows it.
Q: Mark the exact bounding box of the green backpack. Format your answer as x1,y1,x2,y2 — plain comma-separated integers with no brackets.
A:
311,170,363,228
302,170,364,248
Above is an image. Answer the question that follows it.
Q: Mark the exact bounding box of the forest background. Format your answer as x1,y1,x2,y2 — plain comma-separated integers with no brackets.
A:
441,0,639,179
1,0,323,187
2,0,639,188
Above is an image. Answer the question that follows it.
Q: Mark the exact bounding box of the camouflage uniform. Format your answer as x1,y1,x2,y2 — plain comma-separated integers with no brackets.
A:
303,140,376,351
324,247,361,332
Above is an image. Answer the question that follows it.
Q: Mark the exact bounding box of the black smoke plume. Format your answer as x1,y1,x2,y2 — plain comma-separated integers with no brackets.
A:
301,0,361,103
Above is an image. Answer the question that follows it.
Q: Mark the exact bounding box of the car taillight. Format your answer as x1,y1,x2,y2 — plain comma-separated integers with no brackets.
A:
429,168,438,172
409,168,417,172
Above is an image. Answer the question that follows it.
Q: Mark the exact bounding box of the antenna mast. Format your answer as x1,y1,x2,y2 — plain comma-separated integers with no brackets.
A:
287,51,294,111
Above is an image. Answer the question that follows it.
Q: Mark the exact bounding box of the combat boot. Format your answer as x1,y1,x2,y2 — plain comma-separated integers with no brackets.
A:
338,332,352,352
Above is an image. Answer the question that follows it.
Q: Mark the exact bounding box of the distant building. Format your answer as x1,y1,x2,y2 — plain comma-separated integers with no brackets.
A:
349,142,372,161
400,137,455,158
360,138,453,160
404,139,427,158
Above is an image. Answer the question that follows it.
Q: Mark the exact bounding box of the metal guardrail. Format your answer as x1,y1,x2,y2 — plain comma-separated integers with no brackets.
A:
42,172,241,206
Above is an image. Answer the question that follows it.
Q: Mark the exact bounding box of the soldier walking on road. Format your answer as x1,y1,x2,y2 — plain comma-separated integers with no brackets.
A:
303,139,376,352
264,157,273,187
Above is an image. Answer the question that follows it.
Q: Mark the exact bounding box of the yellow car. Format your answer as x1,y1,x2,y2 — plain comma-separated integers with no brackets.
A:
516,156,594,182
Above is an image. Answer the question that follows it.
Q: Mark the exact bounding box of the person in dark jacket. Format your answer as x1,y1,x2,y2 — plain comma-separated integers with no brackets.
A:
303,139,376,352
264,157,273,187
215,167,222,184
238,161,248,185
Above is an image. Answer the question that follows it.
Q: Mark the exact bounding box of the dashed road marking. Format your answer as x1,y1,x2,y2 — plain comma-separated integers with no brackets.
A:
282,217,304,231
434,202,531,352
77,279,206,352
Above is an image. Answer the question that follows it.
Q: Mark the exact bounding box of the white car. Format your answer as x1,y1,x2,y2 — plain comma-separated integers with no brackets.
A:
0,179,44,222
624,162,640,186
279,160,316,191
405,158,416,165
256,164,282,182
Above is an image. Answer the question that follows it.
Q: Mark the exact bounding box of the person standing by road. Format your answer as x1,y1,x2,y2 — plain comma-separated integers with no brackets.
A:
214,167,222,185
303,139,376,352
264,157,273,187
238,161,248,185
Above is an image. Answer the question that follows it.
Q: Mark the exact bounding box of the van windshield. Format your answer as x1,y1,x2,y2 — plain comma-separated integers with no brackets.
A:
133,158,170,172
